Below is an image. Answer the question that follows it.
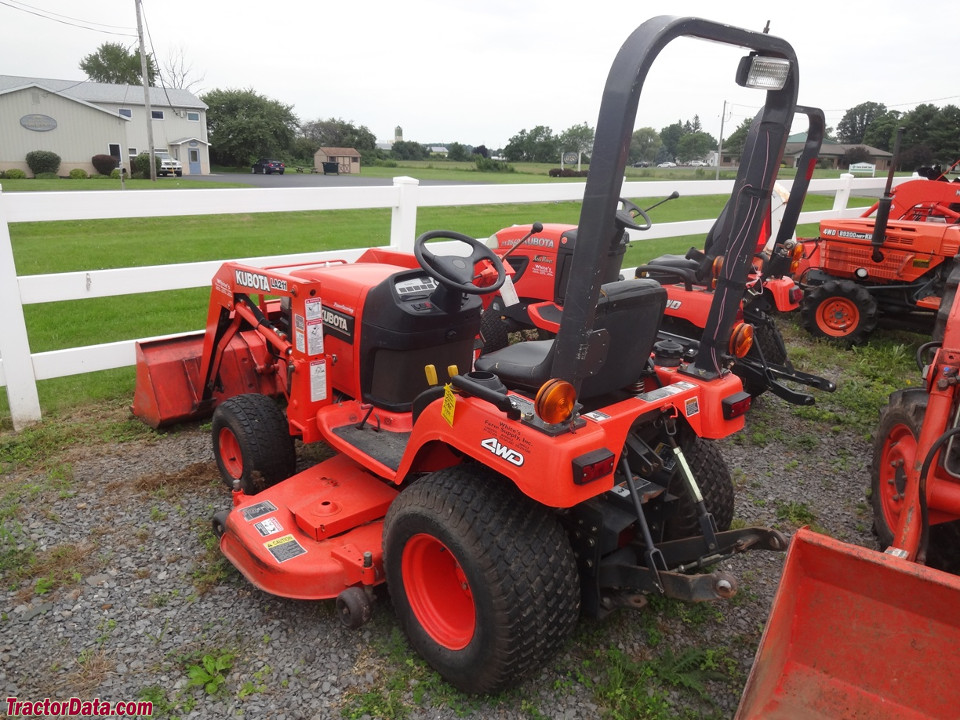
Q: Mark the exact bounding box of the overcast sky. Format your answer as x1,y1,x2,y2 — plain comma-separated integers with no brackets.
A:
2,0,958,149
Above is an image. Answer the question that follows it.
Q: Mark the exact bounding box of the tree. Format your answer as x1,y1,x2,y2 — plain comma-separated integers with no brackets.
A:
677,132,716,163
447,142,469,162
301,118,377,154
722,118,753,156
391,140,428,161
503,126,559,163
162,44,204,93
201,88,299,166
659,121,685,160
472,144,489,158
80,42,156,85
629,127,661,165
837,102,887,144
862,110,902,152
558,123,595,166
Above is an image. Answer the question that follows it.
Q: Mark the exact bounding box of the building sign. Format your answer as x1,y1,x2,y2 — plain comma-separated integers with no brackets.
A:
20,114,57,132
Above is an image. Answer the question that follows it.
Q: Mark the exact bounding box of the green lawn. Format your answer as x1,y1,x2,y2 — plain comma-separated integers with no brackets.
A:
0,169,876,422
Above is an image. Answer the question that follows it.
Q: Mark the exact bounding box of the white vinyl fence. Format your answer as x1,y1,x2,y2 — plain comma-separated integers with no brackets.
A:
0,173,894,430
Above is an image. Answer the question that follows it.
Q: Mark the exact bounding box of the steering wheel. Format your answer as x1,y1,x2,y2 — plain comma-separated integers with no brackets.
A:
615,197,652,231
414,230,506,294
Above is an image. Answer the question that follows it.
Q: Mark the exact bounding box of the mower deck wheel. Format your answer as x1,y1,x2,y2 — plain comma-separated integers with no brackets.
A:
383,466,579,694
801,279,878,344
336,586,373,630
211,394,296,494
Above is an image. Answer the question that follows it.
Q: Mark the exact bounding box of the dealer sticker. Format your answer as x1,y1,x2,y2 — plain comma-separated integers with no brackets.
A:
254,517,283,537
265,535,307,563
240,501,277,521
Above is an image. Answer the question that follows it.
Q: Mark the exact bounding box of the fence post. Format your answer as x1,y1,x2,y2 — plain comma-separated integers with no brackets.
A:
391,176,420,253
0,187,42,429
832,172,854,212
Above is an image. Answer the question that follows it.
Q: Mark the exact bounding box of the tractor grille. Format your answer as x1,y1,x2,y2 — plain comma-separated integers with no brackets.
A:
822,242,930,282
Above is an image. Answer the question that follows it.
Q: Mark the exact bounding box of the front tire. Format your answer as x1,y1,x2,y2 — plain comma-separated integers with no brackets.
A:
383,466,580,694
801,279,878,344
871,389,960,571
211,394,296,494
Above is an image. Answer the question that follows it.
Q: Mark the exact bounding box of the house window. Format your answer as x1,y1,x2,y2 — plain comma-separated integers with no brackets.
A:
128,148,137,157
186,111,200,122
151,110,164,120
108,143,121,159
119,108,132,118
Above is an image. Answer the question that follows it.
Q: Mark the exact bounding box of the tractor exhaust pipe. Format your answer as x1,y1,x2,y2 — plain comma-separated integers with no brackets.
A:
870,127,904,263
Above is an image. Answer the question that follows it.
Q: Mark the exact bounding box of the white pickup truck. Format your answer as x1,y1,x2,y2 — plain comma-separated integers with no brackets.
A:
155,151,183,177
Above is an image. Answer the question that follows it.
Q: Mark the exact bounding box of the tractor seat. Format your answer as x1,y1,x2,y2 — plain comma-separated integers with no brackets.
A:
645,253,700,273
474,278,667,399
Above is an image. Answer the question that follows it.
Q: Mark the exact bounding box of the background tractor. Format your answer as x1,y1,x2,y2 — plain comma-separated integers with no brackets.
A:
798,144,960,343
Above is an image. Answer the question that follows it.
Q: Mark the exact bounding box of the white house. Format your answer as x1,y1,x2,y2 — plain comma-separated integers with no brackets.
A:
0,75,210,176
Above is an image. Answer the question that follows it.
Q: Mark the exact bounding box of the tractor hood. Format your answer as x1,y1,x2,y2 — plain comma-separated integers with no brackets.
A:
551,16,799,390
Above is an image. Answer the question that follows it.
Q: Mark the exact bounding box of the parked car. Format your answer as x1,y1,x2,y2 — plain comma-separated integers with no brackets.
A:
631,161,650,168
688,160,709,167
155,151,182,177
657,161,677,168
252,159,285,175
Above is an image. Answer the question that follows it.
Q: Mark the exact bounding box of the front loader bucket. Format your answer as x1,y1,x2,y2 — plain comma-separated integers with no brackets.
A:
132,331,281,428
737,527,960,720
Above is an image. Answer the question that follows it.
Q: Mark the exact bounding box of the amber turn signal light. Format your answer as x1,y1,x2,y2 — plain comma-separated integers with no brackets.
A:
535,378,577,424
729,322,754,358
710,256,724,289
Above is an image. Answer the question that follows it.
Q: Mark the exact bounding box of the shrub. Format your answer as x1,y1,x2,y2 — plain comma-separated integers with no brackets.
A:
25,150,61,175
4,168,27,179
91,154,119,176
110,168,122,179
474,157,514,173
132,152,161,178
34,172,60,180
69,168,88,180
89,173,110,180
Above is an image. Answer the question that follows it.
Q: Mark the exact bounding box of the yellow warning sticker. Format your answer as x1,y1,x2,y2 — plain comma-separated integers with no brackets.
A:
264,534,307,563
441,383,456,426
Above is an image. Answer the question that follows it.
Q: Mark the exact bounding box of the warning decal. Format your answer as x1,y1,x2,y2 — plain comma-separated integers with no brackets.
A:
240,501,277,521
310,359,328,403
265,535,307,563
254,517,283,537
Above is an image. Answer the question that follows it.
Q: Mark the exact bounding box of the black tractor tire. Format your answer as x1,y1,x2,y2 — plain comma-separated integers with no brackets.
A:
663,433,735,540
478,308,511,354
801,279,878,344
383,465,580,694
871,389,960,572
211,394,296,494
735,310,788,397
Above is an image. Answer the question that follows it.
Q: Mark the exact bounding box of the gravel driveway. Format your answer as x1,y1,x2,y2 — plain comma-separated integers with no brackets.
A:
0,372,876,719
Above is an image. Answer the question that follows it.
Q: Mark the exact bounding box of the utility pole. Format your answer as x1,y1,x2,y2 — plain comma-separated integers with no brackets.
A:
135,0,156,181
715,99,727,181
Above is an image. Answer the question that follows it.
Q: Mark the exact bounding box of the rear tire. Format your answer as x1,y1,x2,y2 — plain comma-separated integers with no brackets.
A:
735,311,788,397
478,309,510,354
663,433,734,539
383,466,580,694
801,279,878,344
211,394,296,494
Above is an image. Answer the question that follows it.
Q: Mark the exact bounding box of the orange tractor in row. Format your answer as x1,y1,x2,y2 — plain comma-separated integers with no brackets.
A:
132,16,799,693
798,149,960,343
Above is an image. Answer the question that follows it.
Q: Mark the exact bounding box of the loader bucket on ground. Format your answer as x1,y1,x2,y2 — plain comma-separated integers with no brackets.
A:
132,331,281,428
736,526,960,720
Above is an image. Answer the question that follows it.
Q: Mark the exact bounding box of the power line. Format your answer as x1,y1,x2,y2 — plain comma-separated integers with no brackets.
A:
0,0,136,36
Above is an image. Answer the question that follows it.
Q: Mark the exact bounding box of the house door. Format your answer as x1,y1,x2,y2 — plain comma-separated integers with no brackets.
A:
188,148,201,175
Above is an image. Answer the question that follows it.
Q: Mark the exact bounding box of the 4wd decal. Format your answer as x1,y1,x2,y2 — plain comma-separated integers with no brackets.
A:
666,299,682,310
234,269,270,292
481,437,524,466
322,307,355,342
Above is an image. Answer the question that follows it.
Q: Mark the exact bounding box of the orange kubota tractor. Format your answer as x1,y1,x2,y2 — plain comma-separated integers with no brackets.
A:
737,260,960,718
133,16,801,694
797,142,960,343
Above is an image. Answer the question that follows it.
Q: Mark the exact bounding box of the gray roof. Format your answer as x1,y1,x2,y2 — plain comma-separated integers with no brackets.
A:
0,75,206,110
